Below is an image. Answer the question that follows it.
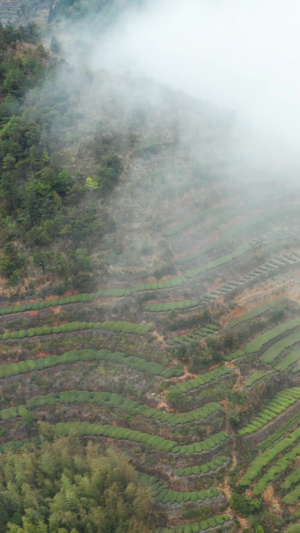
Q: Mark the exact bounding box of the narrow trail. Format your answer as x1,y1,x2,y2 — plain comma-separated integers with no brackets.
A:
160,365,198,404
153,329,165,345
263,484,282,513
218,398,250,532
224,361,245,391
155,400,174,413
176,365,198,380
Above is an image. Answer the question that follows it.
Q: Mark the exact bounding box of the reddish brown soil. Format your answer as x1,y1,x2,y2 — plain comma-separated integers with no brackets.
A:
152,330,165,345
51,306,62,315
37,352,47,358
263,484,282,513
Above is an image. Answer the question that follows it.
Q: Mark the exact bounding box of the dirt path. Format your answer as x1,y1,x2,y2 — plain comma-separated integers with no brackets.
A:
218,399,250,532
224,361,245,391
263,484,282,512
152,329,165,345
176,365,198,380
155,400,174,412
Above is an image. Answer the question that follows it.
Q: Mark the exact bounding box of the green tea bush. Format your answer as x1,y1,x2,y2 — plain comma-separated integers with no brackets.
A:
283,468,300,490
144,300,198,312
51,422,228,455
134,276,187,292
0,437,41,454
0,293,96,316
0,405,30,421
177,456,228,476
275,349,300,372
239,426,300,488
168,366,232,395
167,324,219,346
185,243,250,279
155,484,219,504
283,485,300,504
253,442,300,495
158,514,229,532
245,371,275,387
25,391,219,426
260,331,300,363
0,349,181,379
245,318,300,354
239,388,300,437
0,320,153,341
229,298,287,328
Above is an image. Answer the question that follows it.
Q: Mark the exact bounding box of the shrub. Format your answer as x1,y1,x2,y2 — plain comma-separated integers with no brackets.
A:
230,493,261,515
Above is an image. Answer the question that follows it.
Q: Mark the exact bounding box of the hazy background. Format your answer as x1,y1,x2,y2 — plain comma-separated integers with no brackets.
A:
59,0,300,179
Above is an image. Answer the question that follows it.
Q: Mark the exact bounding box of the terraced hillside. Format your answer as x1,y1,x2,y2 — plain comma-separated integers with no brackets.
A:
1,7,300,530
1,170,300,532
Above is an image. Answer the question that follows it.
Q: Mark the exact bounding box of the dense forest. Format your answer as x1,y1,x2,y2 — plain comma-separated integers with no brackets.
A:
0,435,157,532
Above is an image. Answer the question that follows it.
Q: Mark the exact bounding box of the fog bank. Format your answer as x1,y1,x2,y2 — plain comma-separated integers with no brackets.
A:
58,0,300,178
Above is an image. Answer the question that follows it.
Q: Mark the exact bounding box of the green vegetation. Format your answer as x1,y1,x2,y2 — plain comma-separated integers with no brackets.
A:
260,411,300,451
228,298,288,327
52,422,230,455
202,251,299,306
0,349,182,379
185,243,251,279
238,388,300,437
147,475,219,504
224,349,245,362
1,11,300,532
177,456,228,476
0,320,153,341
244,318,300,354
275,349,300,372
177,220,250,265
0,436,157,532
253,441,300,495
134,276,186,292
245,370,275,387
239,426,300,488
176,205,300,267
167,324,219,346
260,331,300,363
144,300,198,312
167,366,232,395
230,492,261,516
163,205,226,237
0,288,131,316
0,293,95,315
23,391,221,426
141,472,220,506
158,514,230,532
0,405,30,421
0,427,229,459
283,485,300,505
286,526,300,533
283,468,300,490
